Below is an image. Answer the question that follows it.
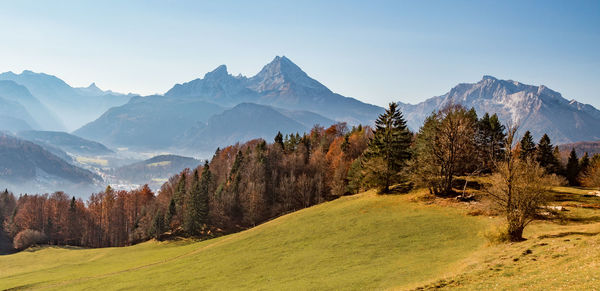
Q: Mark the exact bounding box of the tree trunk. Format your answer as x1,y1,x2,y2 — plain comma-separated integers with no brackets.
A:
507,225,524,241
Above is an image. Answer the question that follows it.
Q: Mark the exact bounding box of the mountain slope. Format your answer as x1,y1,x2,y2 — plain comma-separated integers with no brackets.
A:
16,130,114,156
74,95,226,149
558,141,600,157
181,103,310,149
0,80,64,131
0,71,132,131
110,154,200,186
0,96,37,131
0,134,102,194
78,56,380,152
166,56,384,125
0,191,486,290
398,76,600,143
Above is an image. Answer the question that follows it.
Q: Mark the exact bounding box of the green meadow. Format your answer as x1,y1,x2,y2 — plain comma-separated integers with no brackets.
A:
1,186,599,290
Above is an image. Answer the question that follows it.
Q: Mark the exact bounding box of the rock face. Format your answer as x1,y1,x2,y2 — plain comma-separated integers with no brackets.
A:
398,76,600,143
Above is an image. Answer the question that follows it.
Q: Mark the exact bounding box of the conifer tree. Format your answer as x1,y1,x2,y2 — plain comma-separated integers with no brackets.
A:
274,131,284,148
174,172,187,208
565,149,580,186
184,165,210,236
149,211,165,239
580,152,590,174
165,198,176,228
536,134,560,174
477,113,506,170
363,102,412,193
519,131,536,161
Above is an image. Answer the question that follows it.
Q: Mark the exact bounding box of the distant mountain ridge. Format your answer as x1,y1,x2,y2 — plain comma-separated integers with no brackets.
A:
16,130,114,156
398,76,600,144
76,56,367,152
181,103,320,150
0,134,102,195
0,80,64,131
166,56,384,125
0,70,133,131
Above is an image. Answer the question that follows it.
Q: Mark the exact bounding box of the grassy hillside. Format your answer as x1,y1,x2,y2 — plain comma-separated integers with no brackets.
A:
0,190,486,290
1,186,599,290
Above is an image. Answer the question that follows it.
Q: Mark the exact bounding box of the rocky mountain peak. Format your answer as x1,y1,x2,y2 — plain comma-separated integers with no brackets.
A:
204,65,229,80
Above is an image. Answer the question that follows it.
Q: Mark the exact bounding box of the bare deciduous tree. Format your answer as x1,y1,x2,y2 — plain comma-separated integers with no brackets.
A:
486,124,558,241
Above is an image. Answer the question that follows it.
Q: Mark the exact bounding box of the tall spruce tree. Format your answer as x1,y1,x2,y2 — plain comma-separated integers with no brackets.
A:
184,164,211,236
477,113,506,170
565,149,580,186
165,198,176,229
580,153,591,175
363,102,412,193
174,172,187,209
519,131,536,161
536,134,560,174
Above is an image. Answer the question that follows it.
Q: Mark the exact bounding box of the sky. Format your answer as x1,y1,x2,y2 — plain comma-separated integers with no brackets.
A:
0,0,598,108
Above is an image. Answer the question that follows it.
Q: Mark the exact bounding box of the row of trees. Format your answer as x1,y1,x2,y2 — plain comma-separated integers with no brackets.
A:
0,123,373,249
0,186,158,249
3,102,600,247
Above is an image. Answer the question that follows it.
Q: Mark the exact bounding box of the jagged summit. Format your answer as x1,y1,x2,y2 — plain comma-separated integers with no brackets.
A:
248,56,330,94
398,77,600,144
204,65,229,79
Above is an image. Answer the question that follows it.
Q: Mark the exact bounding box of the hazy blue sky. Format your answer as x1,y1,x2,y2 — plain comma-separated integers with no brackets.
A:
0,0,598,107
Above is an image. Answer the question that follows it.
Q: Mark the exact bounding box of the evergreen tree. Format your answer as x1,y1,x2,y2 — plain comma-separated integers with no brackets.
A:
173,172,187,209
149,211,165,239
477,113,506,170
519,131,536,161
165,198,176,229
274,131,284,148
536,134,560,174
580,152,590,174
565,149,580,186
183,162,211,236
363,102,412,193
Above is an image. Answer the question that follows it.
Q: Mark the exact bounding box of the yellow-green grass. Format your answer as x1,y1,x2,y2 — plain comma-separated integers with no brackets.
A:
75,156,109,167
147,161,172,167
432,186,600,290
0,190,487,290
3,186,600,290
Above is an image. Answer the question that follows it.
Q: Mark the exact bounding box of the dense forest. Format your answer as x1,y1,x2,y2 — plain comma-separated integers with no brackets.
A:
2,104,600,249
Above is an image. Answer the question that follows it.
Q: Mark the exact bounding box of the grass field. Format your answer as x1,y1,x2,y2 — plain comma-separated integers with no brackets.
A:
1,187,599,290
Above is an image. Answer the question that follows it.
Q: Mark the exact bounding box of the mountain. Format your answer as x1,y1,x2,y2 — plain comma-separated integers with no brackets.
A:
398,76,600,144
0,134,102,195
166,56,384,125
181,103,313,149
166,65,258,106
16,130,114,156
0,80,65,131
78,56,380,152
74,95,226,149
109,154,200,188
558,141,600,157
0,71,132,131
0,96,37,131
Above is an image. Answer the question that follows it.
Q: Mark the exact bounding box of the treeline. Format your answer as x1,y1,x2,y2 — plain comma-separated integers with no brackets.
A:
0,186,157,249
3,103,600,249
0,123,372,249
